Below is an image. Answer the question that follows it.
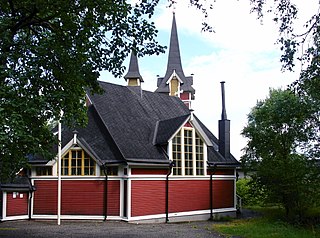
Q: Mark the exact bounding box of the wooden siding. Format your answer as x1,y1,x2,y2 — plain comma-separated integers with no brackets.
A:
131,179,235,217
212,180,234,208
180,92,190,100
33,180,120,216
169,180,209,213
6,192,28,216
131,180,166,217
131,168,168,175
33,180,58,215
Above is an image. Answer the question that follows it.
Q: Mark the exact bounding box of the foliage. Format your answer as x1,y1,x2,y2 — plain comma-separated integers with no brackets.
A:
213,207,320,238
0,0,167,182
236,178,267,206
249,0,320,71
241,89,320,221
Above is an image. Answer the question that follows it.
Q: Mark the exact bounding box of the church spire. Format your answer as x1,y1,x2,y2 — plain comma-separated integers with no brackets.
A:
165,12,185,80
124,50,143,86
155,13,195,108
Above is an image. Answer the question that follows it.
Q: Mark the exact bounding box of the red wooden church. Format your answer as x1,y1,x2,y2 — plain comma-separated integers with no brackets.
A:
1,13,240,222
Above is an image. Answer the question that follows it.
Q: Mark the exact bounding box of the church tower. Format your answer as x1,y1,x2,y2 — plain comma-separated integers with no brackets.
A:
155,13,195,109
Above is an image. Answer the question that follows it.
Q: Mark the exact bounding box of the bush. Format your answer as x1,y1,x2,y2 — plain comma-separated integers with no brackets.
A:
236,178,267,206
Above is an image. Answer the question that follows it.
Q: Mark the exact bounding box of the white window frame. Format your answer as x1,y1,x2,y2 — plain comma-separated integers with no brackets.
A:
171,127,206,176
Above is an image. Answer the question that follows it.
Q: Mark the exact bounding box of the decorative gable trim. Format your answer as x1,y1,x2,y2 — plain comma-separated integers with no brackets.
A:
189,118,213,147
51,137,103,166
165,70,183,85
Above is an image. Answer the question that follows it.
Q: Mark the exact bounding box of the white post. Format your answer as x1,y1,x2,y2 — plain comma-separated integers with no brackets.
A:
57,120,62,225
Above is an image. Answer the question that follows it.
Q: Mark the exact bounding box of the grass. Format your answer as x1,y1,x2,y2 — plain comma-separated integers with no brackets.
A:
213,207,320,238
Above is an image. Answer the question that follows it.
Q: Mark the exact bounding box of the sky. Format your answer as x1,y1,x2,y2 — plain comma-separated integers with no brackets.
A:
100,0,317,160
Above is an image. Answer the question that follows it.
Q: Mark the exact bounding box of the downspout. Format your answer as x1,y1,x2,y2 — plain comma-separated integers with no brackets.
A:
165,161,174,223
209,163,217,221
102,164,108,221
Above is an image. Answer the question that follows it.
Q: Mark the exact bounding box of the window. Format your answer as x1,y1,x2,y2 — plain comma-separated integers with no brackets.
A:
61,149,96,176
36,167,52,176
172,131,182,175
172,128,205,176
184,129,193,175
195,133,204,175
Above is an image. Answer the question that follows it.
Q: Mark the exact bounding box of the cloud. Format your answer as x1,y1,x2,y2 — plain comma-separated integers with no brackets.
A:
100,0,315,159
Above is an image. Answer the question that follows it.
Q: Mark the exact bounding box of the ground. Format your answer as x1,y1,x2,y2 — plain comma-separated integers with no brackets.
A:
0,220,226,238
0,210,258,237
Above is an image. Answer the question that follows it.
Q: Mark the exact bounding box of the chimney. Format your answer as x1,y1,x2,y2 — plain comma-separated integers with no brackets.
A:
218,81,230,159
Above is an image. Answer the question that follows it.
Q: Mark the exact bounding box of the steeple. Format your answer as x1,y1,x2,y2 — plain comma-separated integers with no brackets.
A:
164,12,185,80
155,13,195,108
124,51,143,86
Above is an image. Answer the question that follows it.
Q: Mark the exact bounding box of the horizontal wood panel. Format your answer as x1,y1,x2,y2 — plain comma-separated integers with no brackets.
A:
6,192,28,216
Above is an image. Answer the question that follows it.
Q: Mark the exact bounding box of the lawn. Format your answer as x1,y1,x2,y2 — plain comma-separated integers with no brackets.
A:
213,207,320,238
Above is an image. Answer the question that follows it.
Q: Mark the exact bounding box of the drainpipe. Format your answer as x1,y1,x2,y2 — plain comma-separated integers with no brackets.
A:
102,164,108,221
209,163,217,221
165,161,174,223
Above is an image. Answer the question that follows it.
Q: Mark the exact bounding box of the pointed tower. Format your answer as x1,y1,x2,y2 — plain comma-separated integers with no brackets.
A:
124,51,143,86
218,81,230,160
155,13,195,108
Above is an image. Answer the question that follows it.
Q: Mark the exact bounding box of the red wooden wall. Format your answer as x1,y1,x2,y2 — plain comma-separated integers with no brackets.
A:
6,192,29,216
131,179,235,217
33,180,58,215
33,180,120,216
131,180,166,216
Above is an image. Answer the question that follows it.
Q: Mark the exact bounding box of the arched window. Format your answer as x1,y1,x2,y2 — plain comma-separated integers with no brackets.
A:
172,128,205,176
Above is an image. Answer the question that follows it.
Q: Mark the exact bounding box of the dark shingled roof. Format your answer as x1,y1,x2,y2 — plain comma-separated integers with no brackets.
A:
155,13,195,97
124,51,143,82
87,82,190,164
153,114,190,145
0,176,34,192
193,115,239,166
48,81,238,167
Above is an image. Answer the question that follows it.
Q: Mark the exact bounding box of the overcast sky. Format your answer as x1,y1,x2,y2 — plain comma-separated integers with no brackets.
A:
100,0,317,160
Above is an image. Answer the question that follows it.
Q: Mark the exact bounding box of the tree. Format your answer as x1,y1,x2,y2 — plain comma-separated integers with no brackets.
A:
0,0,166,182
241,89,320,221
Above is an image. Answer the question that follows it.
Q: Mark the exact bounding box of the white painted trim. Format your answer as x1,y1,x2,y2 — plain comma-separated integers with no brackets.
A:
129,176,235,181
192,129,196,176
127,178,131,219
165,70,183,84
181,128,185,176
30,176,122,181
189,119,213,146
86,93,93,106
30,180,34,218
1,215,29,221
2,192,6,219
128,207,237,222
203,143,208,176
31,215,122,220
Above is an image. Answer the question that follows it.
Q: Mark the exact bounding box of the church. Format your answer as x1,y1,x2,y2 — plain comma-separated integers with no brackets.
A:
0,13,240,222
